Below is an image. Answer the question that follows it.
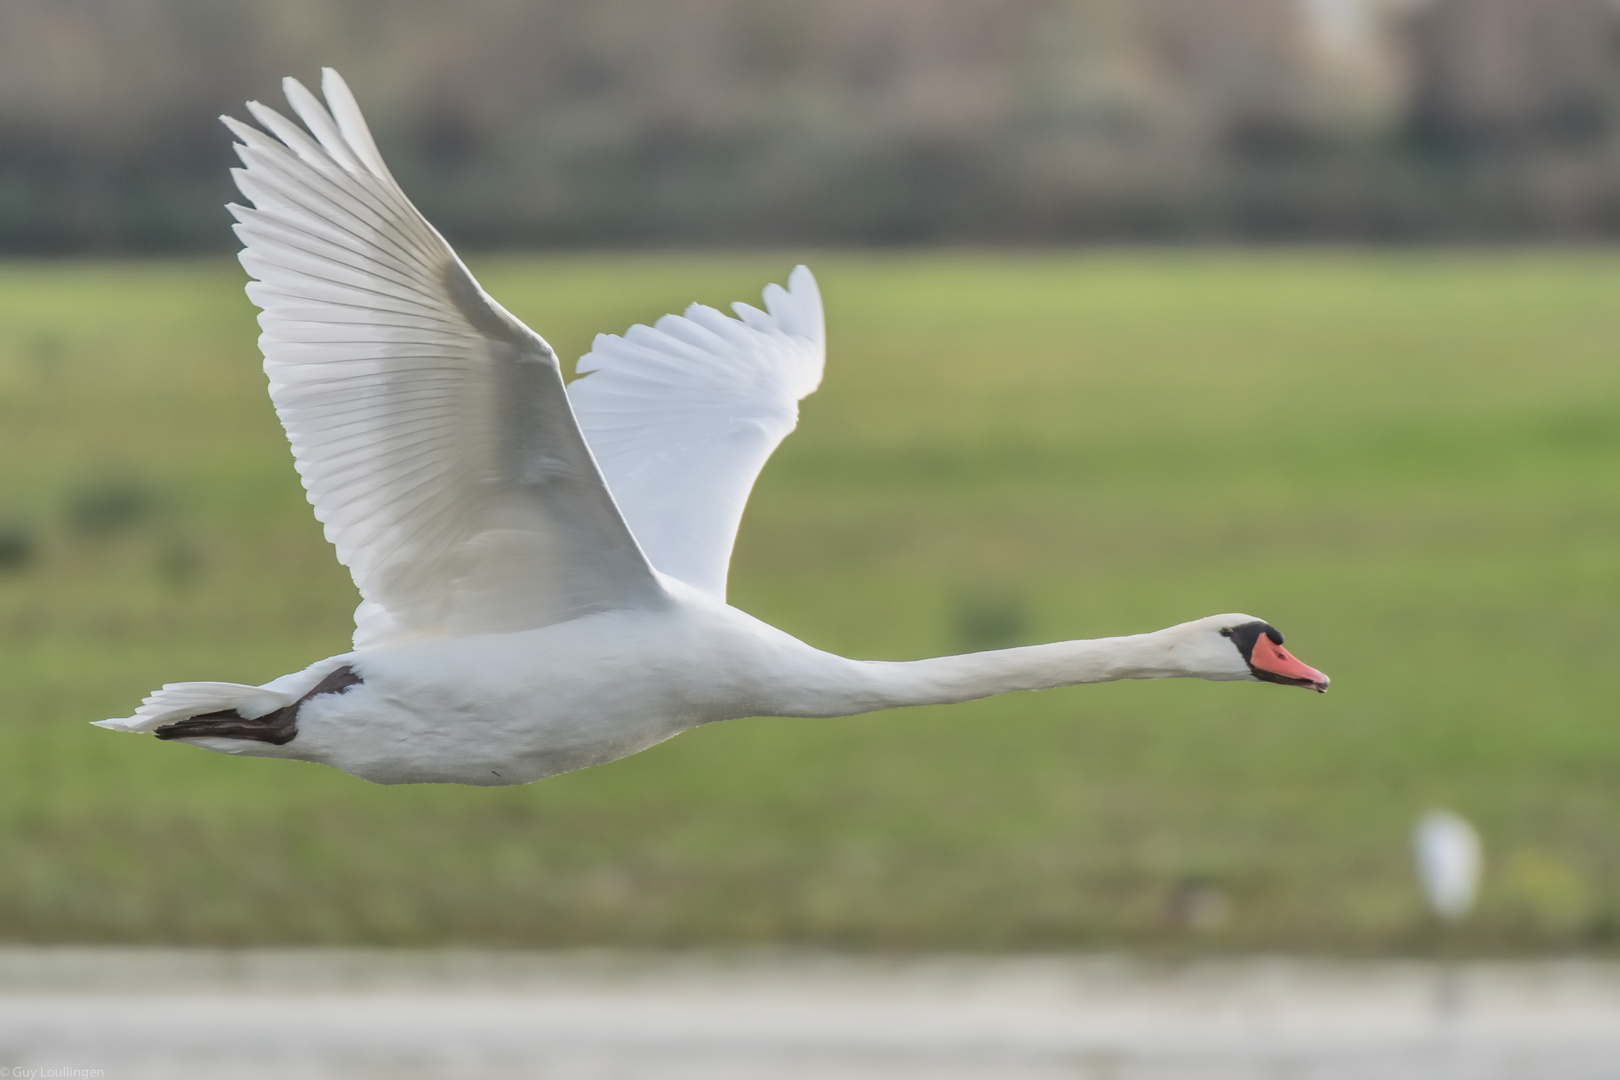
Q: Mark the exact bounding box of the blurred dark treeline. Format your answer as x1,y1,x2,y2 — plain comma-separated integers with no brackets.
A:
4,0,1620,251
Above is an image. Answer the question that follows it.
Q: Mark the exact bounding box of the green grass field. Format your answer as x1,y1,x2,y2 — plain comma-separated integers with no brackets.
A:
0,250,1617,952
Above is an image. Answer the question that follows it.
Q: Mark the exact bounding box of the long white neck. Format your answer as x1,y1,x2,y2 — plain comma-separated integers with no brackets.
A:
767,627,1209,719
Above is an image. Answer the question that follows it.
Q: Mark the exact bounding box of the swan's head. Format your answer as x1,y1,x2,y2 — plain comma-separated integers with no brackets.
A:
1169,613,1330,692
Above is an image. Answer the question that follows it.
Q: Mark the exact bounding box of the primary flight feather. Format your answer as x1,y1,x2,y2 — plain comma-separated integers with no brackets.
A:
97,70,1327,785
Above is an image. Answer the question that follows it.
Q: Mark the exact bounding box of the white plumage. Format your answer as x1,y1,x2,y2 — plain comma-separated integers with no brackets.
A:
570,265,824,600
96,70,1328,785
223,76,662,649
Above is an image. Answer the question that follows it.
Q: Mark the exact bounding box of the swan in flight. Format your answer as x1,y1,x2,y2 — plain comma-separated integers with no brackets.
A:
96,70,1329,785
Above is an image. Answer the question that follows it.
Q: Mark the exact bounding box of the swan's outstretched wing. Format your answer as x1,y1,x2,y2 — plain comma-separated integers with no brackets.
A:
567,267,825,600
225,69,664,650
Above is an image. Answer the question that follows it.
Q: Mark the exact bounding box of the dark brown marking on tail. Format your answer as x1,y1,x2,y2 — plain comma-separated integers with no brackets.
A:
154,665,363,745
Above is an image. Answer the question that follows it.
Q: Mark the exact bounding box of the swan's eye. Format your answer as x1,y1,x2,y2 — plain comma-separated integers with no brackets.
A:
1219,627,1235,638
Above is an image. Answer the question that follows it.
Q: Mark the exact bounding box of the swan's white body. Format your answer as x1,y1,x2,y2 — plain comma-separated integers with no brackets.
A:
97,70,1326,785
165,599,1265,787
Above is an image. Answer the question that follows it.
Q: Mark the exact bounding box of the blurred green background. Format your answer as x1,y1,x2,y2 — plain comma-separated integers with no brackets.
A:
0,250,1615,952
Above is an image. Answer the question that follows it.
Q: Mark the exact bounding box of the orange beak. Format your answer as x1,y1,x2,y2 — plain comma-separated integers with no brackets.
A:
1250,635,1330,693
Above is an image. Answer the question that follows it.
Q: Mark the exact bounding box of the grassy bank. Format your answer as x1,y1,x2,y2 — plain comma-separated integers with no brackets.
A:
0,250,1617,952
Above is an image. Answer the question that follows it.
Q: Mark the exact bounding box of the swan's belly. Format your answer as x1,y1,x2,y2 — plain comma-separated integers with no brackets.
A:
301,692,691,786
273,607,791,786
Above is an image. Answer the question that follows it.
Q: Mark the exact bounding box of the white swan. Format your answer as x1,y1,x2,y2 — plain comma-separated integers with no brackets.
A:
96,70,1329,786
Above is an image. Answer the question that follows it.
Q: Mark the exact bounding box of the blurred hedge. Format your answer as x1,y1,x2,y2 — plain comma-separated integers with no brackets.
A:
4,0,1620,250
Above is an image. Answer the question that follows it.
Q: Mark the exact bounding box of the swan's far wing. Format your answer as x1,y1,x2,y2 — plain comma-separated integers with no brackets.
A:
567,268,825,600
227,69,664,649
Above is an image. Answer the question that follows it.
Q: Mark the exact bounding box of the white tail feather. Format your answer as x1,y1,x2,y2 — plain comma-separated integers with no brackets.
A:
96,682,293,734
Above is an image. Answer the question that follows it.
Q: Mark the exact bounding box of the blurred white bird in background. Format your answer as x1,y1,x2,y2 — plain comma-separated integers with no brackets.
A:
1413,809,1482,1019
1413,810,1482,923
94,69,1330,786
